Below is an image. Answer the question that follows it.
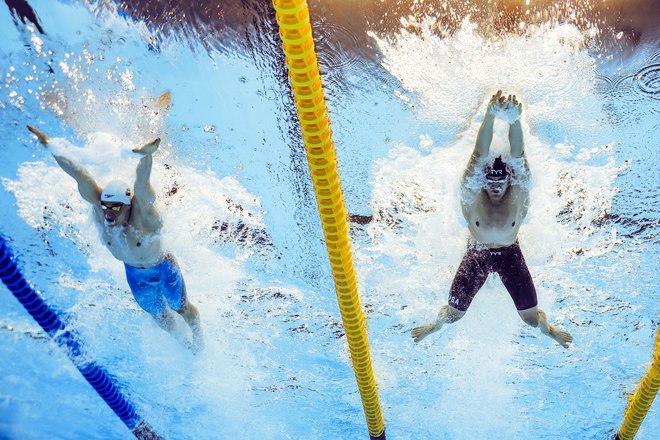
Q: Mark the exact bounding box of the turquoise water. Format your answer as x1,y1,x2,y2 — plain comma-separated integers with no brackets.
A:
0,1,658,439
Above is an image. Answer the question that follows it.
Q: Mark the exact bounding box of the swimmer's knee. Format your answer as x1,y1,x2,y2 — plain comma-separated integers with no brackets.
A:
174,302,187,316
178,301,199,318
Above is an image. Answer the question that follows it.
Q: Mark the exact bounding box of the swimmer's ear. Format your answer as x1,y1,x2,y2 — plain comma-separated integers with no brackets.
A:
132,138,161,155
27,125,49,145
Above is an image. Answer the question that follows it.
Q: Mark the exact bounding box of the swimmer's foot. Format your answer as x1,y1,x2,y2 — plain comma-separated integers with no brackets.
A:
538,309,573,348
190,328,205,354
411,305,460,343
411,322,441,343
548,325,573,348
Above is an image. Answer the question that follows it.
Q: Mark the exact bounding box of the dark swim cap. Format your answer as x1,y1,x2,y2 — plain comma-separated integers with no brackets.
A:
485,156,509,181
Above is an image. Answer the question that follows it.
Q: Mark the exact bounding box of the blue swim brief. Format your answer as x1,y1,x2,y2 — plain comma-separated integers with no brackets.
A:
124,255,187,316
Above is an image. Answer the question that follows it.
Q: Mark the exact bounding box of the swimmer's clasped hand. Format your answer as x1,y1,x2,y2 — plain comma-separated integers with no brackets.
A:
487,91,522,123
504,94,522,120
486,90,504,117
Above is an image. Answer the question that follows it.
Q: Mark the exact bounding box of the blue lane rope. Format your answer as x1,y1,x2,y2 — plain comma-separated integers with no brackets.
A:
0,235,163,440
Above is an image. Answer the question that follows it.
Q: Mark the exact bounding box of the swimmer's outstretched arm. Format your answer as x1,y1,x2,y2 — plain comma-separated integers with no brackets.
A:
503,95,530,216
132,138,162,233
475,90,502,156
26,125,102,204
507,96,524,158
464,91,503,181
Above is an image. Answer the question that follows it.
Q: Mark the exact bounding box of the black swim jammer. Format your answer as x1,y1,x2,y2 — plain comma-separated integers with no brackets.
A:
447,242,538,312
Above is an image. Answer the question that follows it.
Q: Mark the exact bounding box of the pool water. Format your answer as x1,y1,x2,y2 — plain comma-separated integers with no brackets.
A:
0,1,658,439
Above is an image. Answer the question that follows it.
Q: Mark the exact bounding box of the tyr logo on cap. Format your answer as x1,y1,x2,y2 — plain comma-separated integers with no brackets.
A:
485,156,510,180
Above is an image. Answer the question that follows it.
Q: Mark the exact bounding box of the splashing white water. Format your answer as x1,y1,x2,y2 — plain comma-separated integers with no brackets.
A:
355,19,625,438
364,18,621,297
1,1,656,438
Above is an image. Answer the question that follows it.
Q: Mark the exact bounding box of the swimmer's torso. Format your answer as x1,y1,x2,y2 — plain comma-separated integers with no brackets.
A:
462,185,528,248
94,209,164,268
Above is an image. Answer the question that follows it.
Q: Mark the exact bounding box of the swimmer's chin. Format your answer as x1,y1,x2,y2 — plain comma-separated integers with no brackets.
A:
487,192,505,202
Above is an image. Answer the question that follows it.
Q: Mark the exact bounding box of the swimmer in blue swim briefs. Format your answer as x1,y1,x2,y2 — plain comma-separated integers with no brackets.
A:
411,91,572,348
28,119,204,353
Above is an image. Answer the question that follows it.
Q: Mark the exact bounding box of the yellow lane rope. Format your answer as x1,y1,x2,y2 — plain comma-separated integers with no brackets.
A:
616,325,660,440
272,1,386,438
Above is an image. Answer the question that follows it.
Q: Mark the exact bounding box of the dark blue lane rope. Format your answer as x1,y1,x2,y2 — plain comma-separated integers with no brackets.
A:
0,235,163,440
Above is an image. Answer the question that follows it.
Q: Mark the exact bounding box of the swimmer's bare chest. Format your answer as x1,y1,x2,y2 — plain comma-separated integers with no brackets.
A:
465,192,524,247
97,218,163,268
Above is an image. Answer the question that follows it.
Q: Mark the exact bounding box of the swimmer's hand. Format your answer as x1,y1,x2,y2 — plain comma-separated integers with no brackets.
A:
503,94,522,120
27,125,49,145
486,90,505,117
155,91,171,110
487,91,522,123
132,138,161,156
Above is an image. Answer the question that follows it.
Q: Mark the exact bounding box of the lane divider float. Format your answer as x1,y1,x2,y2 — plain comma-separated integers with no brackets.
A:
271,1,386,438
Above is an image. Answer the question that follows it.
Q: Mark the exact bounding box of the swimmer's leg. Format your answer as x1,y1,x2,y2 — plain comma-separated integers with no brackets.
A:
160,255,204,353
153,308,178,334
412,245,487,343
179,301,204,353
175,272,204,353
411,304,465,343
517,307,573,348
125,263,178,335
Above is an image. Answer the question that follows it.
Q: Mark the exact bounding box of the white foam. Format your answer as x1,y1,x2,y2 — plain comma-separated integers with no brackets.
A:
360,19,622,438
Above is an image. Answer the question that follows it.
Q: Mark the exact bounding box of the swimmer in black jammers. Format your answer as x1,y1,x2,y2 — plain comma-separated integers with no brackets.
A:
412,91,573,348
